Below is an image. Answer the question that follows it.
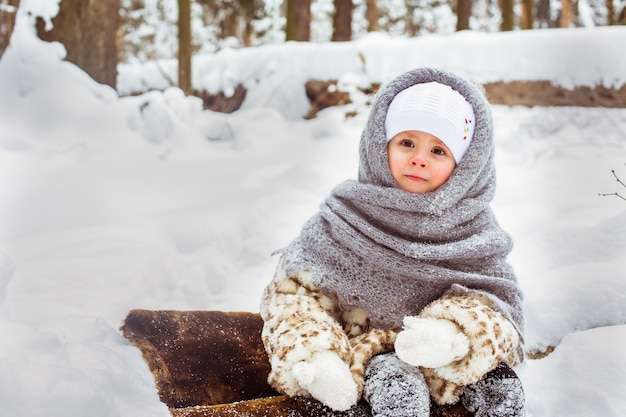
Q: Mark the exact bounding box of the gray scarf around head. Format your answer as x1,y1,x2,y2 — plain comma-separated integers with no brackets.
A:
279,67,523,336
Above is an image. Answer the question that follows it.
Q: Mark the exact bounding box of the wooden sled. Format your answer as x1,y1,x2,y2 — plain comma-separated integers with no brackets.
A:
121,309,472,417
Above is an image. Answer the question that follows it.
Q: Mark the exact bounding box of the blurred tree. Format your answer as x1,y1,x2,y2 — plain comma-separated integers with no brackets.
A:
119,0,178,63
404,0,421,36
115,0,619,64
332,0,353,40
286,0,311,40
178,0,192,94
401,0,455,36
366,0,379,31
210,0,260,45
606,0,615,24
560,0,572,26
0,0,19,57
500,0,514,30
239,0,257,46
36,0,120,89
119,0,275,63
457,0,472,30
536,0,551,27
521,0,533,28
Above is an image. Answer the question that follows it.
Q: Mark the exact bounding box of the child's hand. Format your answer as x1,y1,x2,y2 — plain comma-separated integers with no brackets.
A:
292,350,358,411
395,316,470,368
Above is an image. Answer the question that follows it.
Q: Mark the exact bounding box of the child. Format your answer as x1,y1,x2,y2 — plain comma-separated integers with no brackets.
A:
260,67,525,417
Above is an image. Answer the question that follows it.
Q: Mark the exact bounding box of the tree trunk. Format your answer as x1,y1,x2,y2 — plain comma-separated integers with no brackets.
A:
606,0,615,25
178,0,192,95
0,0,20,57
521,0,533,29
536,0,550,27
332,0,353,41
366,0,378,31
240,0,256,47
619,5,626,25
456,0,472,31
285,0,311,41
500,0,514,30
560,0,572,27
36,0,120,89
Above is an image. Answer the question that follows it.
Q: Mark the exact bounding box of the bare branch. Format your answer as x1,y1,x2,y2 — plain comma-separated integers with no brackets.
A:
599,169,626,201
611,170,626,189
598,192,626,201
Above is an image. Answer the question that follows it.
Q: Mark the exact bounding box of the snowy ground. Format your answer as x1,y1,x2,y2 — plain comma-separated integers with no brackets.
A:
1,4,626,417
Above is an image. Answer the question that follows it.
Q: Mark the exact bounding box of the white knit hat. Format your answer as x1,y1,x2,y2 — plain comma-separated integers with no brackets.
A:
385,82,475,164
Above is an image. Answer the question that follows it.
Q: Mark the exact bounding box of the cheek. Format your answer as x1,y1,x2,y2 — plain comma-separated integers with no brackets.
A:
387,153,402,177
434,163,456,182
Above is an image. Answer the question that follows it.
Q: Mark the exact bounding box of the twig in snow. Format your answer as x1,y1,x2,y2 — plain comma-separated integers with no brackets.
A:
598,170,626,201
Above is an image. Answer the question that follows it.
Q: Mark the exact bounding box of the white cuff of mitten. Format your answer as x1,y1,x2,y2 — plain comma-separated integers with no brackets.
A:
292,350,358,411
395,317,470,368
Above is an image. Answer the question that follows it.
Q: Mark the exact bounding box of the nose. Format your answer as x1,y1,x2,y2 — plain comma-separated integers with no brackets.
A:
409,151,427,167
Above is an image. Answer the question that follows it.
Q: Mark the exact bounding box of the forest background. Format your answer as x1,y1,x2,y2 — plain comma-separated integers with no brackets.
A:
1,0,625,100
1,1,626,416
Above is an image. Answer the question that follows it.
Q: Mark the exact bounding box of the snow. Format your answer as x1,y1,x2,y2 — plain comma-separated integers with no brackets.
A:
118,26,626,100
1,2,625,417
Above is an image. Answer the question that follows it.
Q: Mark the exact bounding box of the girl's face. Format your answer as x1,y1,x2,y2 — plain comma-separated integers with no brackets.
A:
387,130,456,194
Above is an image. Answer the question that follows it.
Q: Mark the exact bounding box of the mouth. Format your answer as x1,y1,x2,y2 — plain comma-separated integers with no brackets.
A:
405,175,427,183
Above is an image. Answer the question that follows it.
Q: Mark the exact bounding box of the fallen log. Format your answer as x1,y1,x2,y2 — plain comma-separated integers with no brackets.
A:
121,309,472,417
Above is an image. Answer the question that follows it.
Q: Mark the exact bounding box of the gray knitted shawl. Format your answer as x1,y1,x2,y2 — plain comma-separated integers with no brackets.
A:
279,67,523,336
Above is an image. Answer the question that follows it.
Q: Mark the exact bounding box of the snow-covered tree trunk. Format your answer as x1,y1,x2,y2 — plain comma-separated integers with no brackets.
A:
36,0,120,89
0,0,19,57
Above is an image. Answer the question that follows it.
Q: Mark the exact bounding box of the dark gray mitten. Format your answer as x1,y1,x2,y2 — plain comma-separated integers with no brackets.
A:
461,362,526,417
363,352,430,417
